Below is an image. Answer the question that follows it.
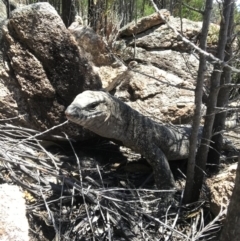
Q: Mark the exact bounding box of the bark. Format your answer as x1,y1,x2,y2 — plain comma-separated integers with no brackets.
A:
208,1,234,169
141,0,146,16
88,0,96,30
6,0,10,18
88,0,105,33
183,0,213,204
219,156,240,241
169,0,174,14
104,0,108,36
129,0,134,23
62,0,75,27
154,0,165,9
191,0,233,201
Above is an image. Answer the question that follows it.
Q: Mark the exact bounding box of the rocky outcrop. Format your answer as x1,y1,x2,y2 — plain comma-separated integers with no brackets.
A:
206,163,237,216
76,10,209,125
109,12,208,124
118,10,170,37
118,14,202,51
68,20,127,92
108,63,196,124
0,6,217,133
0,3,102,138
69,25,115,67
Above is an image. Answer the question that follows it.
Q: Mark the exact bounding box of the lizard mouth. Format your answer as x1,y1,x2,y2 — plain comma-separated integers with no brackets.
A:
65,108,77,119
65,106,103,126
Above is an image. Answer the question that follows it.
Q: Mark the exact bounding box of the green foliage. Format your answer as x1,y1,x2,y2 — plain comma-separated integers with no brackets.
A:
78,0,88,8
136,0,155,17
234,5,240,31
174,0,204,21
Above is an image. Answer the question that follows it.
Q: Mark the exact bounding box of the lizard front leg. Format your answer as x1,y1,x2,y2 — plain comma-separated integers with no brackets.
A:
143,144,176,190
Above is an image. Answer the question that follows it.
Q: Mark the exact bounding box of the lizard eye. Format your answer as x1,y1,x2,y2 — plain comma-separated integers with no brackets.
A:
88,102,98,109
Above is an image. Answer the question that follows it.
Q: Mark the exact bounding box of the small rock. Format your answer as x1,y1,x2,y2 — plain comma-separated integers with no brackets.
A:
0,184,29,241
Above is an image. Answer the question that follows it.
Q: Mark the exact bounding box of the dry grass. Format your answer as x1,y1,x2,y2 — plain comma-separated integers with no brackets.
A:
0,122,226,240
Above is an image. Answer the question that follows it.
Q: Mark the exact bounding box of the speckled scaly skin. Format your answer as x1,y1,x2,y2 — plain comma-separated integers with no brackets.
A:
65,90,196,189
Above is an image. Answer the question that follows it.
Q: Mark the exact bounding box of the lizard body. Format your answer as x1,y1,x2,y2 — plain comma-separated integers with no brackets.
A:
65,90,200,189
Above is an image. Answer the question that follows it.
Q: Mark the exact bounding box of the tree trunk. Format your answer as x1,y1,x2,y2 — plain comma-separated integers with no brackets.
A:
104,0,108,36
88,0,96,30
128,0,134,23
191,0,233,202
154,0,165,9
141,0,146,16
169,0,174,14
183,0,213,204
208,1,234,169
88,0,106,34
219,156,240,241
6,0,10,18
62,0,75,27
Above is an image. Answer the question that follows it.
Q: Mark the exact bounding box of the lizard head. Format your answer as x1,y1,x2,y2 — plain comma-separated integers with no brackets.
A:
65,90,112,132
